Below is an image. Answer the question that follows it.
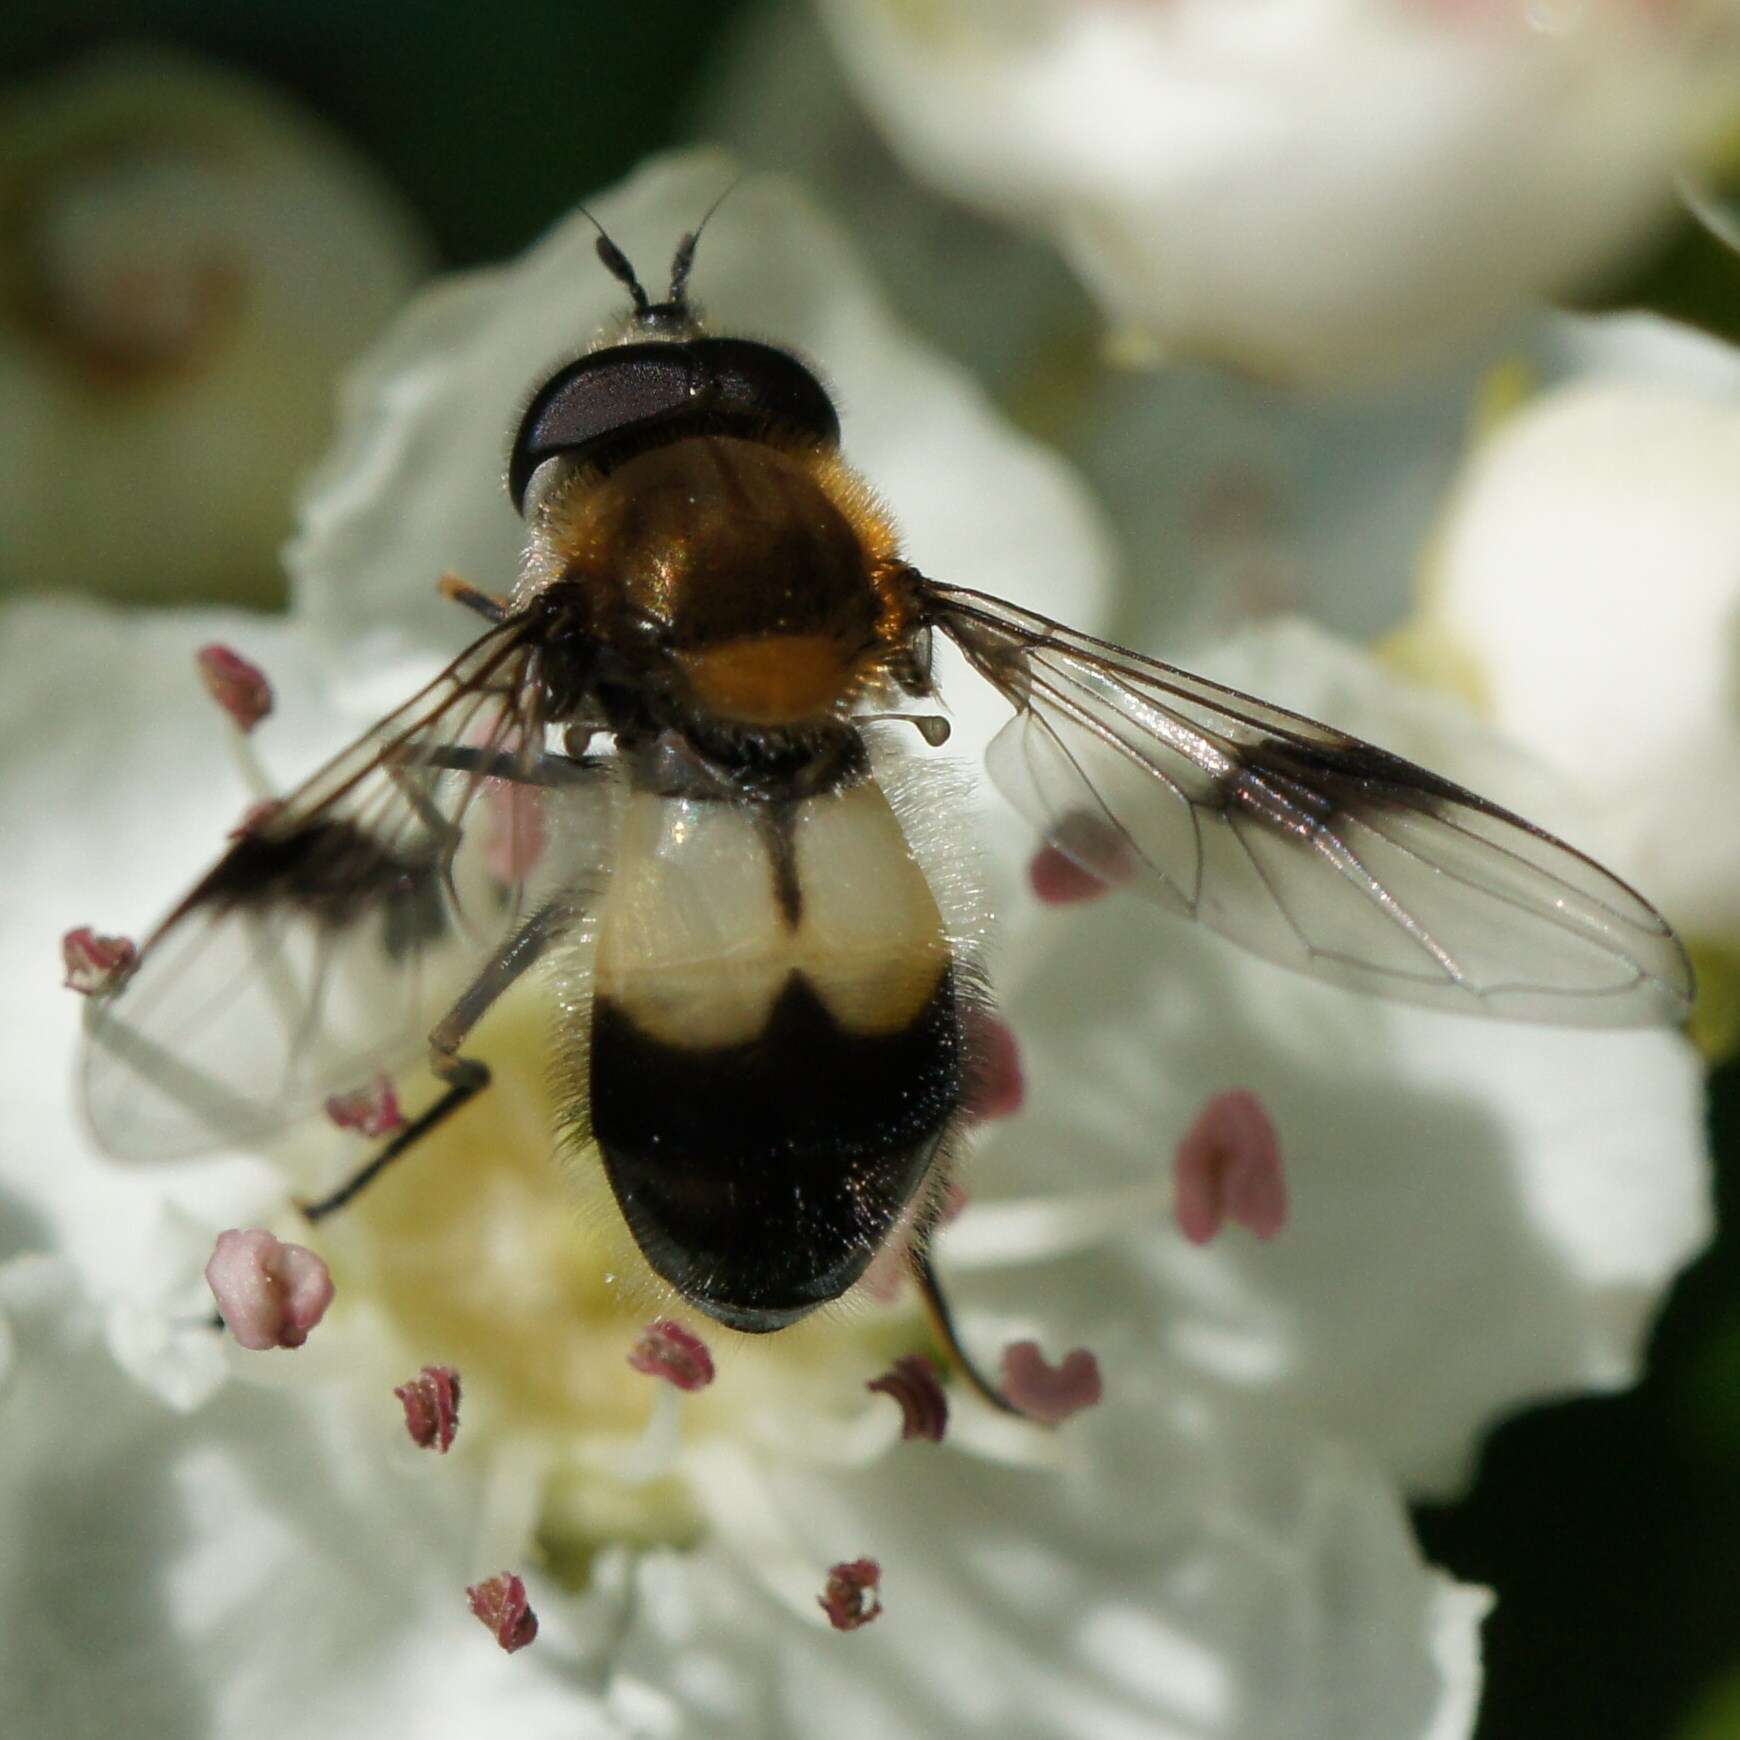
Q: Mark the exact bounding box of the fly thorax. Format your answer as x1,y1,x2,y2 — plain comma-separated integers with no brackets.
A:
537,435,912,729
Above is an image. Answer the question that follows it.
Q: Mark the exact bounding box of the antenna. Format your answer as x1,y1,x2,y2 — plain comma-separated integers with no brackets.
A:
576,176,748,327
575,202,650,318
665,174,745,314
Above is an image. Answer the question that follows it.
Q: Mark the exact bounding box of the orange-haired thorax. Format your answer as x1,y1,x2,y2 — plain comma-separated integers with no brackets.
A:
541,435,916,727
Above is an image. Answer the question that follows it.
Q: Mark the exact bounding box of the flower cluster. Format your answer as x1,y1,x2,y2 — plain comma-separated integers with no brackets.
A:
809,0,1740,385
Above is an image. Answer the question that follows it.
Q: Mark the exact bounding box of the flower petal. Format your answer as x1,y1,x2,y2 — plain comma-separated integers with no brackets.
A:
649,1390,1489,1739
0,1256,622,1739
1421,356,1740,951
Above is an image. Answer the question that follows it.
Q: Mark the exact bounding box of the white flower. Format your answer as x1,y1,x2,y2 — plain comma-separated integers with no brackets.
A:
0,50,428,607
1399,320,1740,973
811,0,1740,385
0,150,1708,1736
0,592,1489,1735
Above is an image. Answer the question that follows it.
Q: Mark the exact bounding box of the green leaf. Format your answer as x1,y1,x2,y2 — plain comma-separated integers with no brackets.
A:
1569,199,1740,351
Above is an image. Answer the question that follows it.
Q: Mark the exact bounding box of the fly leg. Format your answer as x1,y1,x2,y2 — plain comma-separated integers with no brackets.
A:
300,895,577,1224
439,572,510,624
414,745,601,786
908,1243,1025,1417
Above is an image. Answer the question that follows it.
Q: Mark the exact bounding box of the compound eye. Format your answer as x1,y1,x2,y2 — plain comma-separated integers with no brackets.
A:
506,338,842,516
509,347,696,515
689,338,841,453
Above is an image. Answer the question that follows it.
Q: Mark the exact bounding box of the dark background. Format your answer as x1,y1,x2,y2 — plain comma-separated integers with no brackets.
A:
0,0,745,267
6,5,1737,1734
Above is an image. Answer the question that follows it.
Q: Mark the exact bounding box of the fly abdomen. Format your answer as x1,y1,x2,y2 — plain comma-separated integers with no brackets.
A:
585,765,962,1331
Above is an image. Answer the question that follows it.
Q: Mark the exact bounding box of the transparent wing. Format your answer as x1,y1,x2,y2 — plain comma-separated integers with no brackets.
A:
929,582,1693,1027
82,619,613,1160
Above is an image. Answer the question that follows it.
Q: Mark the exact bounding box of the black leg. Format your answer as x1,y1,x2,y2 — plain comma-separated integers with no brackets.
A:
301,1055,488,1223
411,745,602,787
438,573,509,624
909,1244,1024,1416
299,896,577,1223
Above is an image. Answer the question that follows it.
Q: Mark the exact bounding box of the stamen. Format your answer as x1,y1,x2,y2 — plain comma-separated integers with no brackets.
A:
967,1013,1025,1122
466,1572,538,1653
858,1182,969,1304
618,1380,685,1484
1000,1340,1103,1426
1029,812,1143,906
1173,1089,1288,1245
866,1354,949,1443
858,1241,909,1306
395,1364,461,1453
627,1318,716,1392
1029,844,1111,906
818,1559,883,1632
204,1228,334,1350
195,644,273,734
228,798,284,839
324,1074,406,1140
482,775,547,887
61,926,137,995
909,1246,1025,1417
193,644,276,802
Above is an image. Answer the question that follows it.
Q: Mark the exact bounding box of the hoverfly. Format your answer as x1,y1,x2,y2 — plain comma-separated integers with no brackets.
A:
81,213,1694,1410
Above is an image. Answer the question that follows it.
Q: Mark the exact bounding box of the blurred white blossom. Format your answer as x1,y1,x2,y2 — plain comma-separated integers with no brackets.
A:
709,5,1716,651
1398,320,1740,1008
0,153,1713,1737
0,50,428,606
811,0,1740,386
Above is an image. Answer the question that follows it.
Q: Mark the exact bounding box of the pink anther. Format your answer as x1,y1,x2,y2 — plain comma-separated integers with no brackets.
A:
61,926,137,995
857,1183,969,1305
866,1353,949,1443
1173,1089,1288,1245
395,1364,461,1453
1029,809,1143,906
204,1228,334,1351
967,1013,1025,1123
818,1559,883,1632
1029,844,1114,906
467,1573,538,1653
627,1318,716,1392
228,798,284,839
482,778,547,886
323,1075,405,1140
1000,1339,1103,1426
195,644,273,733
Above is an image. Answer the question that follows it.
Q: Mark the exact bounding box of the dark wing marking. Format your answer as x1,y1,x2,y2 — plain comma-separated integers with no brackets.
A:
82,618,613,1160
927,581,1693,1027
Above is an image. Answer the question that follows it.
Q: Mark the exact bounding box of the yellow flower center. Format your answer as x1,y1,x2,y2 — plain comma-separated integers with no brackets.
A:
311,974,929,1586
